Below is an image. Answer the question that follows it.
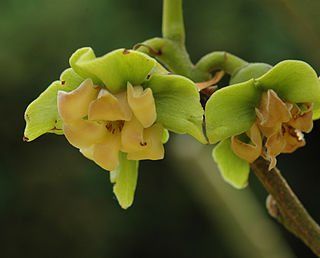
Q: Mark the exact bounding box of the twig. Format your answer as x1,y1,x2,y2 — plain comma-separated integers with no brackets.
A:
251,157,320,257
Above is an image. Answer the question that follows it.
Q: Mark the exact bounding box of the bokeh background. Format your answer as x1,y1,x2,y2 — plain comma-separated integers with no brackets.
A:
1,0,320,257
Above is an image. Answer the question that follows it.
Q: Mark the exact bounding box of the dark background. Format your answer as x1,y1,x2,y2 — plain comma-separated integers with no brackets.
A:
1,0,320,257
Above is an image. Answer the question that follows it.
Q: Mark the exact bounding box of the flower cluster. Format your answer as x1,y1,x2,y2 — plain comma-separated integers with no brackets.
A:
231,89,313,170
205,60,320,188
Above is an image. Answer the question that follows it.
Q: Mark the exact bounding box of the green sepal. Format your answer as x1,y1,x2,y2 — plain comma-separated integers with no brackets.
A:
313,102,320,120
205,79,262,144
313,77,320,120
256,60,320,103
230,63,272,85
110,152,139,209
162,129,170,144
143,74,207,144
24,68,84,141
213,138,250,189
70,47,156,92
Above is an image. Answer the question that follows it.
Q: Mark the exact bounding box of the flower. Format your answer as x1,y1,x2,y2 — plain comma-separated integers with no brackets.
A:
231,89,313,170
58,79,164,171
24,47,206,208
205,60,320,188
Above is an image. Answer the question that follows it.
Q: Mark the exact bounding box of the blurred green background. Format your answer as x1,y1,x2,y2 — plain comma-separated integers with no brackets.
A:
1,0,320,257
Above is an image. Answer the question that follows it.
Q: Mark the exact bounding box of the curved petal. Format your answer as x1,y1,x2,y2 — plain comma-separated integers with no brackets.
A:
24,69,85,141
70,47,156,92
264,131,287,170
231,123,262,163
58,79,99,123
88,89,132,121
143,74,207,144
287,103,313,133
213,138,250,189
92,132,121,171
205,79,262,144
63,120,108,149
127,83,156,128
120,116,145,153
282,125,306,153
255,89,291,137
127,123,164,160
256,60,320,103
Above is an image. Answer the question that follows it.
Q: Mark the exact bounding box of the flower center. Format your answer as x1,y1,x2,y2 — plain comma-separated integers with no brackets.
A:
105,120,125,134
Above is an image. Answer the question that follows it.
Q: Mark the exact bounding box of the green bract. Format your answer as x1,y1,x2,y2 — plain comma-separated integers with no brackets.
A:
205,60,320,188
213,138,250,189
230,63,272,85
110,152,139,209
24,47,206,209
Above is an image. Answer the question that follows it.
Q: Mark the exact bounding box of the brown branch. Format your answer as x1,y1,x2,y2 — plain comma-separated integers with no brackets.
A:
251,157,320,257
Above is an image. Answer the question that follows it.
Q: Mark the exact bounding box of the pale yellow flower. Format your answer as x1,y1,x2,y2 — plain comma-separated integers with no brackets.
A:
57,78,164,171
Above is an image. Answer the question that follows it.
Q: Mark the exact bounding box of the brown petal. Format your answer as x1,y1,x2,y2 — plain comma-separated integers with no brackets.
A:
264,129,287,170
282,125,306,153
127,82,156,128
231,123,262,163
58,79,99,123
287,103,313,133
256,90,291,133
88,89,132,121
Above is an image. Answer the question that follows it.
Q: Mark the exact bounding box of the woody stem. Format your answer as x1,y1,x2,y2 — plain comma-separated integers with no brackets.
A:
251,157,320,257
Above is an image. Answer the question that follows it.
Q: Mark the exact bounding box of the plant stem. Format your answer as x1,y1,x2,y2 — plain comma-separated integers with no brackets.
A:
137,0,248,83
162,0,185,43
195,51,248,76
251,157,320,257
135,37,198,80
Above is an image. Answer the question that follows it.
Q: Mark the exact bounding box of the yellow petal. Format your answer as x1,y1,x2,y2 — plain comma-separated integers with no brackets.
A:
58,79,99,123
88,88,132,121
92,132,121,171
127,123,164,160
127,82,156,128
80,145,94,160
231,123,262,163
256,90,291,136
287,103,313,133
120,116,145,153
63,120,108,148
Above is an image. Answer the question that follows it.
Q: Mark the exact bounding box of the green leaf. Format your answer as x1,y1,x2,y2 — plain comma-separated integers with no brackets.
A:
257,60,320,103
110,152,139,209
70,47,156,92
143,74,207,144
24,69,84,141
230,63,272,85
213,138,250,189
205,79,262,144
